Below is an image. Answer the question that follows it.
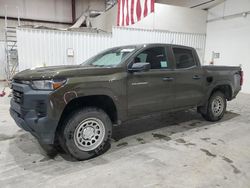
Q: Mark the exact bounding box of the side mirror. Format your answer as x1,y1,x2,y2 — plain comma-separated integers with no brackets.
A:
128,62,151,73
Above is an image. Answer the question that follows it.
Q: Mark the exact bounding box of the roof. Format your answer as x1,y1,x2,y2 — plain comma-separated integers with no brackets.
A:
110,43,194,50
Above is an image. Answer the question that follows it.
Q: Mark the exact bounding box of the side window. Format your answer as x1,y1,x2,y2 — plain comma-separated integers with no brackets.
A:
173,48,196,69
134,47,168,69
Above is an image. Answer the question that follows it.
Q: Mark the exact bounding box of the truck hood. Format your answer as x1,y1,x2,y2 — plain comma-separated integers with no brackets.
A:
13,65,123,80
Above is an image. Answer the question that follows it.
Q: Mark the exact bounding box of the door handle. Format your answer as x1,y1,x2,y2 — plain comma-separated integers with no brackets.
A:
162,77,174,81
192,75,201,80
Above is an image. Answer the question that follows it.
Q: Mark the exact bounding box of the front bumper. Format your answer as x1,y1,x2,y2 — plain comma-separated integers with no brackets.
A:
10,82,59,144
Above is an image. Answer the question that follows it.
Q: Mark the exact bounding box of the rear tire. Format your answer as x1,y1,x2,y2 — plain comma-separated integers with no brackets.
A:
58,107,112,160
200,91,227,122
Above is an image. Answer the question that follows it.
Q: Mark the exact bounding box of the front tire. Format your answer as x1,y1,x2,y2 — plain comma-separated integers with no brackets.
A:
59,107,112,160
200,91,227,122
38,143,58,158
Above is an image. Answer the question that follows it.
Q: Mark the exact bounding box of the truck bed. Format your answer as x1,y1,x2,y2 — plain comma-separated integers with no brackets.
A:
202,65,242,100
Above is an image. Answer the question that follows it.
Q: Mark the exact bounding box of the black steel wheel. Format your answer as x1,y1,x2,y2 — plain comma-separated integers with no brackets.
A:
58,107,112,160
200,91,227,122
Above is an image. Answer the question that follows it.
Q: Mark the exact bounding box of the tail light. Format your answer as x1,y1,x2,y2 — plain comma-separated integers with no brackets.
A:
240,70,243,86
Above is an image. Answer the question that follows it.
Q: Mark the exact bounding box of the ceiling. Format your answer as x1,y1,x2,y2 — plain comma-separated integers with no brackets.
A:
155,0,225,10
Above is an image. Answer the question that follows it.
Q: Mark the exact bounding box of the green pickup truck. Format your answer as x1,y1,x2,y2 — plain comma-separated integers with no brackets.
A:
10,44,243,160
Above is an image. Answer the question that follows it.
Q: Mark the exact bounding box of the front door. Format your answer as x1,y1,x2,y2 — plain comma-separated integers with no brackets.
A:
127,46,175,118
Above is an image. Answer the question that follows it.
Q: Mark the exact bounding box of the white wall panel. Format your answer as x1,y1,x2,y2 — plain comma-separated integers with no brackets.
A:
112,27,206,62
17,26,206,71
205,0,250,93
17,28,112,70
92,3,207,34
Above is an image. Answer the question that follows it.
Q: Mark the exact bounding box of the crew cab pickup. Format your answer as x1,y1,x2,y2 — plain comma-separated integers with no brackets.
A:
10,44,243,160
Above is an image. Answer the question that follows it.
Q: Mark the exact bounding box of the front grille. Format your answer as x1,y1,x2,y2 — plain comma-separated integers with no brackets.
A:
13,90,23,104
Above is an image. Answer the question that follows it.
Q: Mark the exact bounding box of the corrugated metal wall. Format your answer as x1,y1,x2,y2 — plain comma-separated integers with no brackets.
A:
17,29,112,70
17,26,206,71
112,27,206,61
0,42,6,80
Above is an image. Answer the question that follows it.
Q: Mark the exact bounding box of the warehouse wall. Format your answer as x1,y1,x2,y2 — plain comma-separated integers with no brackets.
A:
129,3,207,33
0,0,106,80
0,20,70,80
0,0,72,80
0,19,70,41
0,19,71,80
205,0,250,93
0,0,107,23
0,42,5,80
0,0,72,23
92,3,208,34
75,0,105,19
91,4,118,32
16,27,206,71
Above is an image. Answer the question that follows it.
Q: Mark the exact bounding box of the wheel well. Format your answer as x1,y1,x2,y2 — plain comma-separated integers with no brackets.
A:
58,95,118,128
211,85,232,100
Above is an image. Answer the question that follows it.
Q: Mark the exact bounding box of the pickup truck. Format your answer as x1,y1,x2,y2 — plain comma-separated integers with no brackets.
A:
10,44,243,160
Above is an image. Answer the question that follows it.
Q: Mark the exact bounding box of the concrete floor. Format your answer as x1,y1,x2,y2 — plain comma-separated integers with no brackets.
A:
0,83,250,187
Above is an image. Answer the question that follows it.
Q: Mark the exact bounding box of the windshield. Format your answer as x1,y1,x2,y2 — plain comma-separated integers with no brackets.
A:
82,47,136,67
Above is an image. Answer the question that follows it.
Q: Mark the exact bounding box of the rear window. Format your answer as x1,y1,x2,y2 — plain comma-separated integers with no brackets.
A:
173,48,196,69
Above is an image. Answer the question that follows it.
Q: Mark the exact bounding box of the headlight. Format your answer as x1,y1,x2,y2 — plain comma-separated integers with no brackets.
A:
31,79,66,90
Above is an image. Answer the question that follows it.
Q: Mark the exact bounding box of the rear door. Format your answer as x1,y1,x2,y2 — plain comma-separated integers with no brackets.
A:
171,46,205,108
127,45,175,117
